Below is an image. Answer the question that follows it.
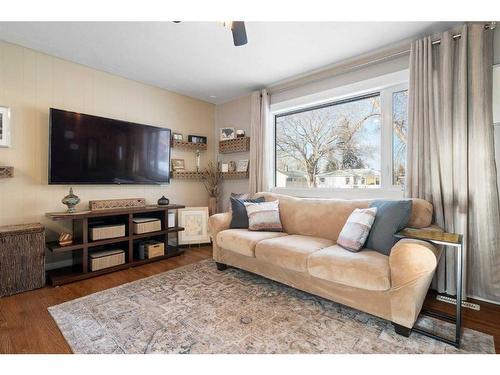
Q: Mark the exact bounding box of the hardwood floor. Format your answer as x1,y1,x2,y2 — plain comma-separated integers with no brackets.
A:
0,245,498,353
0,246,212,354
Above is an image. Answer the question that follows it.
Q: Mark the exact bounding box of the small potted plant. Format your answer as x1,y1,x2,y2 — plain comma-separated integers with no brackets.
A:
201,161,222,216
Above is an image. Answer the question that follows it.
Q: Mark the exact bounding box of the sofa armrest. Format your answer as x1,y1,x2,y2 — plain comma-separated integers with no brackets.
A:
389,238,440,289
208,212,232,240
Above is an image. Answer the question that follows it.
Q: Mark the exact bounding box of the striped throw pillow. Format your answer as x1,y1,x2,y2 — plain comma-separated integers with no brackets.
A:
337,207,377,252
244,200,283,232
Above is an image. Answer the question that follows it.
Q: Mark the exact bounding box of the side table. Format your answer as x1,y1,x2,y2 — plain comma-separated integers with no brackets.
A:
394,227,463,348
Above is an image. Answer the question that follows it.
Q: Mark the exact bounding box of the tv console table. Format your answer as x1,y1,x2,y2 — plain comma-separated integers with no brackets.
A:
45,204,185,286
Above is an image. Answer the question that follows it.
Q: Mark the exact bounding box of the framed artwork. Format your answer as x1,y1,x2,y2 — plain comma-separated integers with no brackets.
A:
0,106,11,148
178,207,210,245
237,160,249,172
220,127,235,141
221,163,229,173
172,132,183,141
171,158,186,170
188,135,207,144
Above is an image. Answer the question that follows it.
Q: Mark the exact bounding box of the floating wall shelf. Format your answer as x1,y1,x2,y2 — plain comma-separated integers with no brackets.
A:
222,171,249,179
219,137,250,154
172,140,207,151
172,170,204,180
0,166,14,178
172,170,248,180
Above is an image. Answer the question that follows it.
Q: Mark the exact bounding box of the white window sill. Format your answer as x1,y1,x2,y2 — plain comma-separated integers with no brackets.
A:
271,187,405,200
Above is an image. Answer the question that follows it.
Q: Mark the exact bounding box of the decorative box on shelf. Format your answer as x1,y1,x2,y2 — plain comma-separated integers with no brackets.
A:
133,218,161,234
89,249,125,271
219,137,250,154
173,140,207,151
89,223,126,241
89,198,146,211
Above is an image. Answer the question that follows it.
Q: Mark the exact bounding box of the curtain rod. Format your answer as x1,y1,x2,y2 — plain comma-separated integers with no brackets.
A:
269,22,495,96
431,21,496,45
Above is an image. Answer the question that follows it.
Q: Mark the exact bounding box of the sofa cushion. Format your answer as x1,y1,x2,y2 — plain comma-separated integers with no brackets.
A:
230,196,265,229
216,229,288,257
365,200,412,256
255,235,334,272
337,207,377,252
244,200,283,231
308,245,391,291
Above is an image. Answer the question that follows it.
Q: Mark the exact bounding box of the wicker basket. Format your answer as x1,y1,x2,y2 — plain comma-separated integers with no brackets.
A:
89,224,126,241
145,241,165,259
133,218,161,234
0,223,45,297
89,249,125,271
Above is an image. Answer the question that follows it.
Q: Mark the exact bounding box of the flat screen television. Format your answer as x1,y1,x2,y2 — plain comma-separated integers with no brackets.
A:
49,108,171,184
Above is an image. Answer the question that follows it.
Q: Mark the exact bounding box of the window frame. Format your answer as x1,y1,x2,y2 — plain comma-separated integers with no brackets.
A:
270,74,408,199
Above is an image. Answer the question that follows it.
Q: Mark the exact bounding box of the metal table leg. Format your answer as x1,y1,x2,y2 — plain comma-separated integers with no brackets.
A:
412,240,463,348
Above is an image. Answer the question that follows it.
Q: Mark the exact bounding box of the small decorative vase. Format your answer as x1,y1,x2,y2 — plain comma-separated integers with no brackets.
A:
61,187,80,213
208,196,218,216
157,195,170,205
195,150,201,172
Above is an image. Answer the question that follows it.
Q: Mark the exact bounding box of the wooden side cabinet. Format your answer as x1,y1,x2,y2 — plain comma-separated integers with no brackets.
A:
0,223,45,297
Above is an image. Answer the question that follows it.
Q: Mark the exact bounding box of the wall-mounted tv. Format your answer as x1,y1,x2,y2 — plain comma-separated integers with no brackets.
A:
49,108,171,184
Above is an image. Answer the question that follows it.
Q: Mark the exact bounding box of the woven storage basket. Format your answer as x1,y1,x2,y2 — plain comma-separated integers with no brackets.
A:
133,218,161,234
145,241,165,258
90,224,126,241
89,249,125,271
0,223,45,297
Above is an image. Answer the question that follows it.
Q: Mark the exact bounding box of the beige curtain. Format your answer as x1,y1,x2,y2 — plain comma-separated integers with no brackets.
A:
249,89,271,195
407,23,500,302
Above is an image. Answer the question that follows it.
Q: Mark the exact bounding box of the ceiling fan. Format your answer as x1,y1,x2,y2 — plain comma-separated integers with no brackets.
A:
173,21,248,46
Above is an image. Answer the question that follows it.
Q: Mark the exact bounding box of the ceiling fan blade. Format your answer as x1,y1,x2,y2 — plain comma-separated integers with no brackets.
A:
231,21,248,46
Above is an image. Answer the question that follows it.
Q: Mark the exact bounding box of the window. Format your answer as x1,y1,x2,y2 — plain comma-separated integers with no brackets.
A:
392,90,408,186
273,83,408,192
275,93,382,189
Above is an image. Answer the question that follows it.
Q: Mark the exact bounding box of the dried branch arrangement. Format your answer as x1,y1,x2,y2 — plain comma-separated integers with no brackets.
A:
201,161,222,198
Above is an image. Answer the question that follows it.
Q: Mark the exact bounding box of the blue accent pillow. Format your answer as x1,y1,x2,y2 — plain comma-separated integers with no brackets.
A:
230,196,265,229
364,200,412,256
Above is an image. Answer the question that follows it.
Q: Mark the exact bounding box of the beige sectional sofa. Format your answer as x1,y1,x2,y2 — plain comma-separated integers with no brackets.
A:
208,192,442,336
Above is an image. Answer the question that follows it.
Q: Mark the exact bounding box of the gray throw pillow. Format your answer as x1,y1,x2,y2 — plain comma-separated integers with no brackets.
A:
230,196,265,229
364,200,412,256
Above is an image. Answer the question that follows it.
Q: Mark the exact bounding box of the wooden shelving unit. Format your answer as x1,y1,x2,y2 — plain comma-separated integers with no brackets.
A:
219,137,250,154
45,204,185,286
0,166,14,178
172,140,207,151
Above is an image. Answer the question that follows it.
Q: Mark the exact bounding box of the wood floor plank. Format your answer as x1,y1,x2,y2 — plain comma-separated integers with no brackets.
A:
0,246,498,353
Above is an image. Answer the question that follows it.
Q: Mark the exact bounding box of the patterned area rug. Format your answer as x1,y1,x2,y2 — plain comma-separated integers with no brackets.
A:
48,260,495,354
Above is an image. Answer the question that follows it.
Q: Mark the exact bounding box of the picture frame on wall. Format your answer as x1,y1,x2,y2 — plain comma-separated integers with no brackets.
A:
172,132,183,141
0,106,11,148
188,135,207,144
220,127,235,141
178,207,210,245
237,160,249,172
171,158,186,170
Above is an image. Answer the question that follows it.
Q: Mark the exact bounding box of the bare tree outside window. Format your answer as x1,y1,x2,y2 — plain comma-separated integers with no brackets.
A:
392,90,408,186
275,95,381,189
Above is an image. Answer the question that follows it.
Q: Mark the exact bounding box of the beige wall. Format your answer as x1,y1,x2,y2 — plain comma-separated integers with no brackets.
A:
0,40,215,266
214,94,252,211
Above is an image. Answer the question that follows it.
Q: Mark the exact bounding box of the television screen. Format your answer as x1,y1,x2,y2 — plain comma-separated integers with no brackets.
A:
49,108,171,184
